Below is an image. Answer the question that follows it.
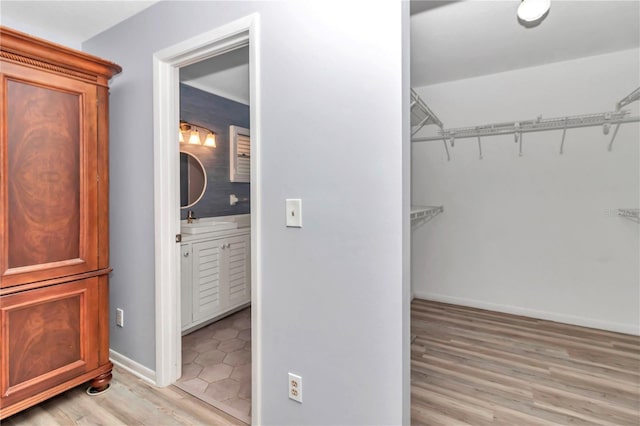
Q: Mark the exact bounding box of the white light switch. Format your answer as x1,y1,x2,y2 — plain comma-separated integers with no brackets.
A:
286,199,302,228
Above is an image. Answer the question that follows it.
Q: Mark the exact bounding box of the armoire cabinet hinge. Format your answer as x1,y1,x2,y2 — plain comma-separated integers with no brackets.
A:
176,234,182,243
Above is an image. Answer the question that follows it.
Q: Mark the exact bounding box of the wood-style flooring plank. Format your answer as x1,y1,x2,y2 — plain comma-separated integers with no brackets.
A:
4,366,246,425
5,299,639,425
411,299,640,426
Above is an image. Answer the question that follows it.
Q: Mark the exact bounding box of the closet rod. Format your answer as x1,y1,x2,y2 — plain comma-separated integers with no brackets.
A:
412,111,639,142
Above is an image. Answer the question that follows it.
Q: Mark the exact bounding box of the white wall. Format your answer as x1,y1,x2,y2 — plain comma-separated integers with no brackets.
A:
412,49,640,335
84,1,409,424
0,15,80,49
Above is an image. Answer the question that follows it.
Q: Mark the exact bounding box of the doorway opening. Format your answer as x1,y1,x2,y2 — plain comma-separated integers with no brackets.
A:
174,45,252,423
152,13,261,424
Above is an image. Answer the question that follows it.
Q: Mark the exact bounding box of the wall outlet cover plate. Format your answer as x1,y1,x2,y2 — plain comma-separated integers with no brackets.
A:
286,199,302,228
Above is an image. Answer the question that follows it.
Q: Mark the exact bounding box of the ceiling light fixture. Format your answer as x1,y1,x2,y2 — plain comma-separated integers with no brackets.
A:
517,0,551,24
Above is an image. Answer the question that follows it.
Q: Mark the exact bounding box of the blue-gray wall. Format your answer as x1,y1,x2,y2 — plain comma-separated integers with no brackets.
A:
84,2,410,424
180,84,250,218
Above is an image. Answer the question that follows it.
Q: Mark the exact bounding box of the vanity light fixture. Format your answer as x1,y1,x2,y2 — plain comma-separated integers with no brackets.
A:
179,122,191,144
204,131,217,147
188,128,201,145
517,0,551,24
179,121,216,148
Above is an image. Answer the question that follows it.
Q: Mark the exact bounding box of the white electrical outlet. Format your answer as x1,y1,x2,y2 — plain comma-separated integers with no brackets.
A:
116,308,124,327
288,372,302,403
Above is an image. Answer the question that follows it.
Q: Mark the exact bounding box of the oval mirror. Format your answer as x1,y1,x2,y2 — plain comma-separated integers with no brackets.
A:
180,151,207,209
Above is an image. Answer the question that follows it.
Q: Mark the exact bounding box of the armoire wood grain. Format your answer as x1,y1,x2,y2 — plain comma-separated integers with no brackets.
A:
7,79,81,268
1,278,100,409
0,26,121,419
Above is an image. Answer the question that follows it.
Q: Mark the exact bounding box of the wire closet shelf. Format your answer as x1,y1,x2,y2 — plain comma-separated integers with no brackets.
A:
410,91,445,227
411,86,640,159
409,88,640,227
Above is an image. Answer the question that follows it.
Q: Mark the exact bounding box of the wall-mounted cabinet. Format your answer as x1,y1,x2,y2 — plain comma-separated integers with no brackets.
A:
181,227,250,332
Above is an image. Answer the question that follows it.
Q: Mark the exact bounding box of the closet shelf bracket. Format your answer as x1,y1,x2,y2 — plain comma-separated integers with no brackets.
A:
617,87,640,111
411,205,444,222
618,208,639,224
411,88,443,136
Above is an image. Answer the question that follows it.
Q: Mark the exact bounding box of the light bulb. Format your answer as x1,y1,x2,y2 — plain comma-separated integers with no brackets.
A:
188,128,201,145
204,132,216,147
179,130,184,143
517,0,550,22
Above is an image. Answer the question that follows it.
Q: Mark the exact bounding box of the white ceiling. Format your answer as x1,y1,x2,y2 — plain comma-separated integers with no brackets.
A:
180,46,250,105
411,0,640,87
1,1,638,97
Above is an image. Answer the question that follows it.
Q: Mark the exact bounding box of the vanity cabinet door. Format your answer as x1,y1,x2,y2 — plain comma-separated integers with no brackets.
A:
0,62,99,289
225,234,251,309
181,229,250,332
191,239,224,322
180,243,193,330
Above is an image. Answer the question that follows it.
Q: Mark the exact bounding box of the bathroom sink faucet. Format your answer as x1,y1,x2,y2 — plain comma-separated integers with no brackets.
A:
187,210,196,223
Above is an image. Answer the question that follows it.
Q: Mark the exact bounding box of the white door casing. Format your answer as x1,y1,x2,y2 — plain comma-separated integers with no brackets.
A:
152,13,261,423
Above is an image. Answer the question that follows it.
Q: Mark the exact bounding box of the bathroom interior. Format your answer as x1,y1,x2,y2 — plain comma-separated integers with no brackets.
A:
174,45,253,423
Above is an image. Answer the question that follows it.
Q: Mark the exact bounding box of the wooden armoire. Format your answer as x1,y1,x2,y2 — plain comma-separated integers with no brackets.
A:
0,27,121,418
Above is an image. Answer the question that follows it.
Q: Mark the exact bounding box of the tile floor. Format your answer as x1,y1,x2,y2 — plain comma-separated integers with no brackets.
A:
174,307,251,424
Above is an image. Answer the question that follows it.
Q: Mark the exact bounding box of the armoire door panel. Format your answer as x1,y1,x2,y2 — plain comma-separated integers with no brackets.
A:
0,62,99,288
0,278,99,407
7,296,82,386
7,80,81,268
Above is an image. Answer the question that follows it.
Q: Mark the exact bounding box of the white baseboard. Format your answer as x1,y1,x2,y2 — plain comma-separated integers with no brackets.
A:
110,349,157,385
413,291,640,336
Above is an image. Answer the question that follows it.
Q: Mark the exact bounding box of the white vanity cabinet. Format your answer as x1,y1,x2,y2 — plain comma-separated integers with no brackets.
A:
181,228,250,332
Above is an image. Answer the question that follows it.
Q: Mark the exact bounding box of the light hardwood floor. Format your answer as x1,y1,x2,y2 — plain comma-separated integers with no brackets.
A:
3,366,246,425
411,299,640,425
4,300,639,425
